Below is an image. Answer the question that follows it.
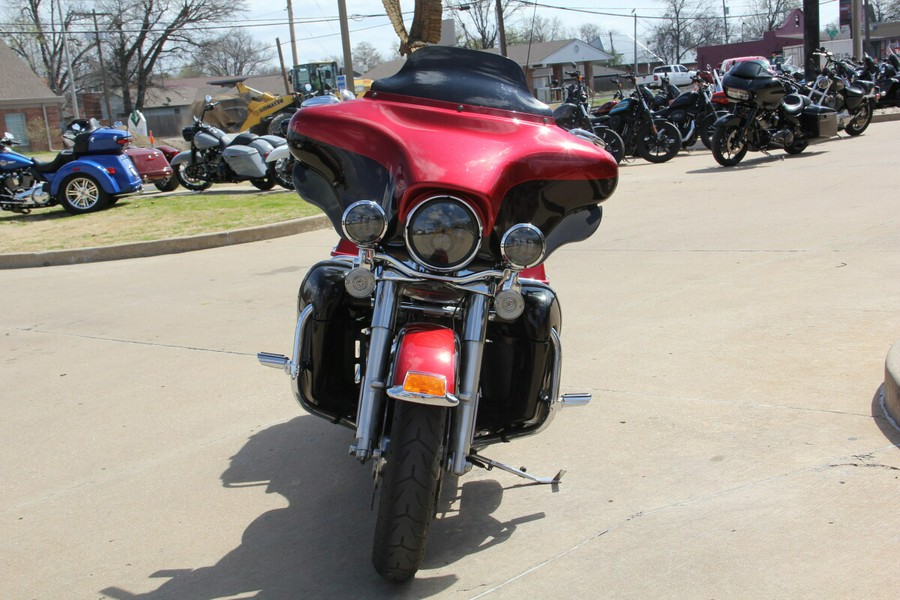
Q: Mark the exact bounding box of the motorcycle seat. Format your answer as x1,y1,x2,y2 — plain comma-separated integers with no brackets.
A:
32,150,76,174
229,132,259,147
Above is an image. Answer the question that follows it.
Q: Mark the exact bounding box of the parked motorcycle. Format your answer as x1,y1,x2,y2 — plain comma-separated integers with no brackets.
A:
711,59,838,167
265,94,344,190
170,96,285,191
552,66,625,164
592,74,682,163
804,48,875,136
859,53,900,109
1,124,142,215
258,46,618,581
652,72,729,149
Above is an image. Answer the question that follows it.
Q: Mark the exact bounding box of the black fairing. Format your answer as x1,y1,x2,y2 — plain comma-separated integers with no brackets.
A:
371,46,552,117
724,60,786,107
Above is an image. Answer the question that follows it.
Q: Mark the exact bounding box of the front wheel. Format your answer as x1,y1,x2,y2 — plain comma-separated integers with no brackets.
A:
372,401,446,582
268,157,294,190
637,121,682,163
59,174,110,214
250,173,276,191
591,126,625,164
700,111,726,149
845,99,873,136
174,162,212,192
711,123,749,167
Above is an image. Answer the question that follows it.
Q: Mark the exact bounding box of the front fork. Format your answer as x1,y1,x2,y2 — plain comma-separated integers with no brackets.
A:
351,277,489,477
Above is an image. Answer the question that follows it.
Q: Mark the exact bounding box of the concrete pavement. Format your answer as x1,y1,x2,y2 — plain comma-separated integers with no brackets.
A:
1,120,899,599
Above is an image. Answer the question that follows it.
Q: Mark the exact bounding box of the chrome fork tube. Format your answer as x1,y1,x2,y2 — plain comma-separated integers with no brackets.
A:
352,278,397,462
450,293,490,476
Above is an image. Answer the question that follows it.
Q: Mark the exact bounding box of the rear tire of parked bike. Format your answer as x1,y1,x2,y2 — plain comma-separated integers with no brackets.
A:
153,176,180,192
592,126,625,164
59,174,110,214
637,121,681,163
250,173,276,191
845,100,873,136
711,124,748,167
269,159,294,190
174,163,212,192
372,401,446,582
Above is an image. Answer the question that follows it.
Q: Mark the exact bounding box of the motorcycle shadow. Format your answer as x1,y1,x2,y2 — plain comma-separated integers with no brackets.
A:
100,416,538,599
688,150,828,174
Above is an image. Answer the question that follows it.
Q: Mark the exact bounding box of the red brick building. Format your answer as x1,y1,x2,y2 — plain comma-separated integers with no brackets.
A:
0,39,66,151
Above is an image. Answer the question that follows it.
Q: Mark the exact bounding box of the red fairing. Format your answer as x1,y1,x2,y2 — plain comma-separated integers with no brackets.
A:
392,324,458,394
291,95,617,232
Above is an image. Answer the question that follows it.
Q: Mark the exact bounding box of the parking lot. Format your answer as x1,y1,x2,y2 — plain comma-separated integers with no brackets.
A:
2,120,899,599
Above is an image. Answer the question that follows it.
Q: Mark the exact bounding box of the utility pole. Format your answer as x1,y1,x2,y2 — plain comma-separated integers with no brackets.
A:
802,0,821,80
632,10,637,75
56,1,79,119
90,11,113,124
286,0,299,66
337,0,355,93
495,0,507,57
276,37,291,94
722,0,729,44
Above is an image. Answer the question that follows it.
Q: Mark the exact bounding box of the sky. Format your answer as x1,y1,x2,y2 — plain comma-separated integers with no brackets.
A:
241,0,843,66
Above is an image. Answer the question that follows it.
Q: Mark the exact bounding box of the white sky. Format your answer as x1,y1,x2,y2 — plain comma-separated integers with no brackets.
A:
241,0,842,65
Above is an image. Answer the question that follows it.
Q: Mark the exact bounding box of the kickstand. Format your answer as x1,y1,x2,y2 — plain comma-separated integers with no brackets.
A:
469,453,565,487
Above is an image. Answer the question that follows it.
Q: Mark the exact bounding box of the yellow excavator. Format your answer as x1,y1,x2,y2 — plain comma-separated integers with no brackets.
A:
204,61,340,135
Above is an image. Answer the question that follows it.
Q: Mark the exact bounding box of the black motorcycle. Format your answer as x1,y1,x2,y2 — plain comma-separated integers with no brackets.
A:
652,72,728,149
803,48,875,136
551,66,626,164
859,53,900,109
592,74,682,163
711,60,838,167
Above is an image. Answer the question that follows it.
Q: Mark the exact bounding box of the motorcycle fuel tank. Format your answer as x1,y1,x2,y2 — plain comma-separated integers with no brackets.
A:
193,131,220,151
0,151,33,170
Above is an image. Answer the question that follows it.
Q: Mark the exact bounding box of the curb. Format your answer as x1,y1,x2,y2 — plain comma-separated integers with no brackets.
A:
0,214,331,269
885,340,900,427
873,110,900,123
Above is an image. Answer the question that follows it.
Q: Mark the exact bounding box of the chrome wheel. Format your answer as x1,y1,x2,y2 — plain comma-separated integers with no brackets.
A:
60,175,109,214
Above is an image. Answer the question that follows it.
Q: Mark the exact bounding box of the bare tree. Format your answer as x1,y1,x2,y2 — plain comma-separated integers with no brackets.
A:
3,0,97,104
648,0,723,64
96,0,244,113
189,29,274,77
506,14,569,44
742,0,800,39
453,1,520,49
353,42,384,73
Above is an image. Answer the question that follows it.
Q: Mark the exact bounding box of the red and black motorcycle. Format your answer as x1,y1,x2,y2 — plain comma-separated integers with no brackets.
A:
258,46,618,581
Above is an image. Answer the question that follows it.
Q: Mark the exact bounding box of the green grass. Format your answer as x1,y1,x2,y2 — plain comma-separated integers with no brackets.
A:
0,188,322,253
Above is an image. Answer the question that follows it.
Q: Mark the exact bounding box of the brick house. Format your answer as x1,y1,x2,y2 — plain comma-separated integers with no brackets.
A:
0,38,66,151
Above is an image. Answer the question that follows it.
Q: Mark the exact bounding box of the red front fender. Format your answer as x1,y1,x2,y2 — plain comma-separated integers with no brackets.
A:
387,324,459,407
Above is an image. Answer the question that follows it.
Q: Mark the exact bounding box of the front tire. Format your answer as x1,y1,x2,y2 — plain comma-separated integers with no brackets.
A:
59,174,110,214
845,99,873,136
269,157,294,190
711,123,749,166
174,162,212,192
592,126,625,164
637,121,682,163
372,401,446,582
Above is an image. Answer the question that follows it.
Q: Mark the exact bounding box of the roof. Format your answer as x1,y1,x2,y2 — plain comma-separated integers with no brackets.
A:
0,38,65,107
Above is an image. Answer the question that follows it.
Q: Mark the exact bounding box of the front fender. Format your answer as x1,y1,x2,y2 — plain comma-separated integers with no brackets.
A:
714,113,742,128
387,324,459,407
265,144,290,163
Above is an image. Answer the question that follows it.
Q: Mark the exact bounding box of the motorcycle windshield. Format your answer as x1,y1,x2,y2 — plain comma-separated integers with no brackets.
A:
288,46,617,266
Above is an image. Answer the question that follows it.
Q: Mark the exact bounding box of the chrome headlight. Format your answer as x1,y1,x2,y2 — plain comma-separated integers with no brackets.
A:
816,77,829,90
725,87,751,101
405,196,482,272
342,200,387,246
501,223,545,270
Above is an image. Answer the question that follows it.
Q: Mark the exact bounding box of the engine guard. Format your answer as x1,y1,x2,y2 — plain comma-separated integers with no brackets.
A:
387,324,460,408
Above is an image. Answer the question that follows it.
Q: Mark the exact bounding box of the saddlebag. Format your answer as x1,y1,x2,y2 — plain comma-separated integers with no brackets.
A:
800,105,838,139
223,146,267,178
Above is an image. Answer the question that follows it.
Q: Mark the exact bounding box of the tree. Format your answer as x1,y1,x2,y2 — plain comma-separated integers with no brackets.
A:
2,0,97,106
742,0,800,40
353,41,384,73
506,15,569,44
187,29,274,77
453,1,521,50
647,0,723,64
97,0,244,113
